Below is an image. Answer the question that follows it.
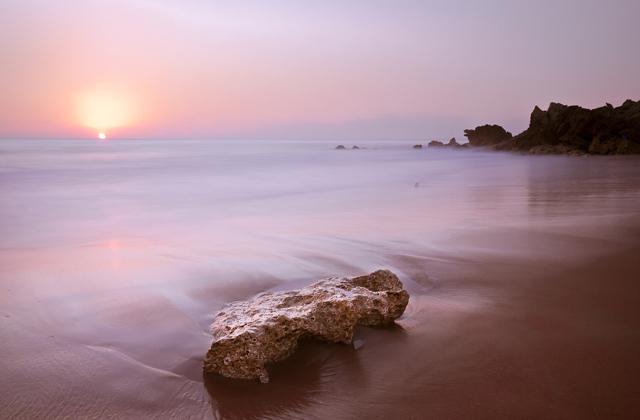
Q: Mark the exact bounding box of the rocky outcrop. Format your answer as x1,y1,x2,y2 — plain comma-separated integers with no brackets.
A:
515,100,640,154
428,138,468,149
412,144,423,149
447,137,464,148
464,100,640,155
335,145,363,150
463,125,513,147
203,270,409,383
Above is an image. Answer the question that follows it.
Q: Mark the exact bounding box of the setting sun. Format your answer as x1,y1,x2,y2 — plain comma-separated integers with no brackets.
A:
98,132,106,140
76,89,137,133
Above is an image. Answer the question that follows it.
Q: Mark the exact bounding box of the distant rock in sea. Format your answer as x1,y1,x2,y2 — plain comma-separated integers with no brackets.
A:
203,270,409,383
335,145,346,150
352,145,360,149
447,137,467,148
428,138,467,149
412,144,423,149
463,125,513,148
464,99,640,155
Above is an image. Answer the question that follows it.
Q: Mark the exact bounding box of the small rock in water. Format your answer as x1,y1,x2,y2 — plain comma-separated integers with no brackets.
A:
353,339,365,350
203,269,409,383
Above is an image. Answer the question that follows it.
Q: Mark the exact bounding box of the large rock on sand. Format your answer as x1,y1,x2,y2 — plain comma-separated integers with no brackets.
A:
203,270,409,383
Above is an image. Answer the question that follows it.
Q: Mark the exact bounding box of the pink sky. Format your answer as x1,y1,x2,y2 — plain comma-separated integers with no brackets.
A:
1,0,639,140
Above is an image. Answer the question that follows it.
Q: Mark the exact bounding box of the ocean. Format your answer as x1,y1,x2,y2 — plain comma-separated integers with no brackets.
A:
2,139,640,419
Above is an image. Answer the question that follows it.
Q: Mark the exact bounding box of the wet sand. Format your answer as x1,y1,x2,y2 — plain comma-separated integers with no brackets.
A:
203,227,640,420
2,224,639,419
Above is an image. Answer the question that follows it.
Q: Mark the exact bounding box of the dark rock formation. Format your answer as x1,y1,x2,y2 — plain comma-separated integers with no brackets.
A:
447,138,468,148
463,125,513,147
412,144,423,149
335,145,363,150
428,138,468,149
464,100,640,155
515,100,640,154
204,270,409,383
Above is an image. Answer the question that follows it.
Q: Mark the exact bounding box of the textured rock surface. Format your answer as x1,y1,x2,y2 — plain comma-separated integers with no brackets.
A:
512,100,640,154
464,99,640,154
203,270,409,383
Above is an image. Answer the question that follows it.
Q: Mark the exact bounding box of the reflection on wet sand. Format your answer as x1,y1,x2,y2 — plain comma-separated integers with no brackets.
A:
205,325,411,420
204,339,366,420
525,156,640,219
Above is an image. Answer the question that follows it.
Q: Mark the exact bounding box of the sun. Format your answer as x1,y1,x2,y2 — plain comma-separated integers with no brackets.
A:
76,88,138,136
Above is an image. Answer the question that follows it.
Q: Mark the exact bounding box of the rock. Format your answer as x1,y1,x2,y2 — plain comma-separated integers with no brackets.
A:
448,137,469,148
588,136,640,154
412,144,423,149
463,125,513,147
203,269,409,383
428,137,467,149
528,144,585,156
464,99,640,155
514,100,640,154
335,145,346,150
352,145,360,150
447,137,460,147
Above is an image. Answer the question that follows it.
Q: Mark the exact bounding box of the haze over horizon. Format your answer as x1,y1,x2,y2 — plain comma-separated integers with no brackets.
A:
1,0,639,140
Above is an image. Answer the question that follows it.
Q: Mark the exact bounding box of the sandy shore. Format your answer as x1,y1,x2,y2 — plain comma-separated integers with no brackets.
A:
2,222,639,419
202,226,640,419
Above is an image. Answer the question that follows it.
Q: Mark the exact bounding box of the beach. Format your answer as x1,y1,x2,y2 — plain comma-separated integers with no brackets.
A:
1,140,640,419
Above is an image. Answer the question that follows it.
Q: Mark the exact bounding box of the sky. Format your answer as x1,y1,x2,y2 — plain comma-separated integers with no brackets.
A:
1,0,639,140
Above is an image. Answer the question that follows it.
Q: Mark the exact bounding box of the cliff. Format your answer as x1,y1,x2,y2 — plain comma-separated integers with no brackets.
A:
464,100,640,155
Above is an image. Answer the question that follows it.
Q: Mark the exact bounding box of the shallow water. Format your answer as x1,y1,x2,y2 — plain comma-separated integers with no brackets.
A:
1,140,640,419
